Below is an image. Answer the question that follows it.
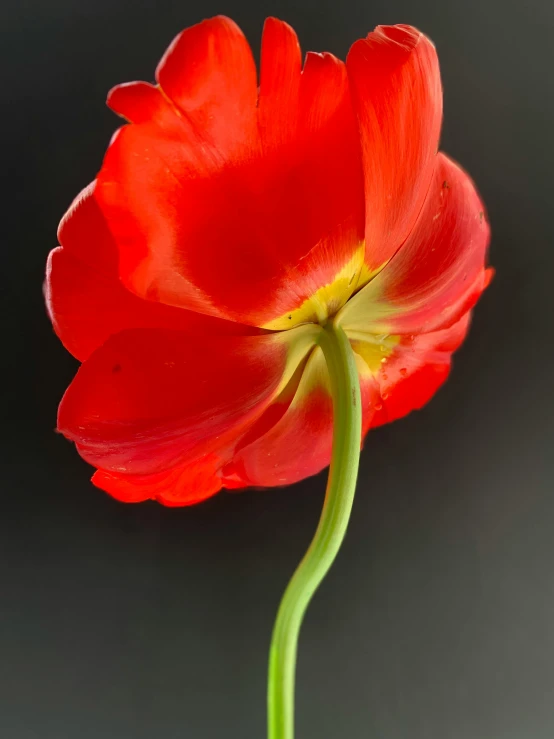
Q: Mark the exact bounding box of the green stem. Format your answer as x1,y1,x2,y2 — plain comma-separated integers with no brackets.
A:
267,319,362,739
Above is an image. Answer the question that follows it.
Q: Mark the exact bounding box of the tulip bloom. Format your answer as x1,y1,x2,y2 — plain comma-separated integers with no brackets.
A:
46,17,490,507
46,16,491,739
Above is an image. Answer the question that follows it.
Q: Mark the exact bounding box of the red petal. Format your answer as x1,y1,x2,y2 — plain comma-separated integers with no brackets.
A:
58,326,318,478
107,81,177,125
339,154,491,336
92,453,223,507
258,18,302,148
45,183,254,361
347,25,442,271
222,348,379,488
156,16,258,158
253,49,365,326
354,313,471,428
95,18,364,327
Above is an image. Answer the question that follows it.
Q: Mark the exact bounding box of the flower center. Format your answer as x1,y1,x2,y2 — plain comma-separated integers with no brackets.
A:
262,244,380,331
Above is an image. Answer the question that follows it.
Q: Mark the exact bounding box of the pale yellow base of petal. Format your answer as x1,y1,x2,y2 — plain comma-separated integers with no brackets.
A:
263,244,384,331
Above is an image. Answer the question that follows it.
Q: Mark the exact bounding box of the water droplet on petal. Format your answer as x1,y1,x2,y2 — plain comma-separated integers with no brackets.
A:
375,402,383,411
380,356,387,363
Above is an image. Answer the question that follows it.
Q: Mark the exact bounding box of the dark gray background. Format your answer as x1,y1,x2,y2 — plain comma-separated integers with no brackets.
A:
2,0,553,737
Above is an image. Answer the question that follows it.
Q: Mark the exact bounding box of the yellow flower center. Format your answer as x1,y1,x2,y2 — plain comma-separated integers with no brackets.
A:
263,246,400,382
262,244,380,331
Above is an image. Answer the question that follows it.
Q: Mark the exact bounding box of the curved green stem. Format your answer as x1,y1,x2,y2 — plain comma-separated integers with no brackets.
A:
267,319,362,739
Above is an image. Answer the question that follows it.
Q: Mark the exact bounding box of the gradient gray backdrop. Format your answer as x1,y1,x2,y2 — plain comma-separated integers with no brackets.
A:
2,0,554,737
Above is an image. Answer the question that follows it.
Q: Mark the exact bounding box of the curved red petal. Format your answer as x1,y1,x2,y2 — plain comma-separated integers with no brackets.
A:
95,17,364,327
156,16,258,158
222,348,379,488
258,18,302,148
106,81,183,127
251,46,366,328
45,183,255,361
92,453,223,507
339,154,491,336
58,326,318,477
255,49,365,327
353,313,471,428
347,24,442,271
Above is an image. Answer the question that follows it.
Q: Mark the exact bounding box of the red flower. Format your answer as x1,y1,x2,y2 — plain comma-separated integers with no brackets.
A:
46,17,491,506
